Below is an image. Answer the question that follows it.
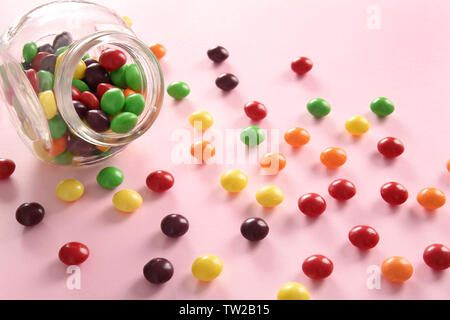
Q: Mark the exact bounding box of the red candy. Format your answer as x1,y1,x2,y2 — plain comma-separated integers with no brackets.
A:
423,244,450,271
377,137,405,158
26,69,39,94
244,101,267,121
380,182,408,205
97,83,115,100
298,193,327,217
146,170,175,192
72,86,81,100
58,242,90,265
291,56,313,75
31,52,51,71
80,91,100,110
99,49,127,71
0,158,16,179
328,179,356,201
302,255,333,280
348,226,380,250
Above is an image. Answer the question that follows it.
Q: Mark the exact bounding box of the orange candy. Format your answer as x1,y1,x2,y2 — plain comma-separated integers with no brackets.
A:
381,256,414,283
50,136,67,157
260,152,287,174
447,160,450,172
284,127,311,147
96,145,111,153
123,89,137,98
417,188,446,210
190,141,215,162
320,147,347,169
149,43,167,60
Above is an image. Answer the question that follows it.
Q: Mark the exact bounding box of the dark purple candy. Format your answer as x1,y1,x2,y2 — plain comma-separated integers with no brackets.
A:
83,63,110,90
38,43,54,54
22,62,32,70
73,100,88,118
53,32,73,50
143,258,174,285
83,59,98,67
240,218,269,241
67,134,96,155
40,54,57,74
161,214,189,238
16,202,45,227
207,46,229,63
85,110,110,132
216,73,239,91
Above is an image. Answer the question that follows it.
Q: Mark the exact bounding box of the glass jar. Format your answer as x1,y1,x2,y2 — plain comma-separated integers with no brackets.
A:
0,0,164,166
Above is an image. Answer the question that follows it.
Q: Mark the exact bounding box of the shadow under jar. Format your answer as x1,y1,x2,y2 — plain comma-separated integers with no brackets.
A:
0,0,164,166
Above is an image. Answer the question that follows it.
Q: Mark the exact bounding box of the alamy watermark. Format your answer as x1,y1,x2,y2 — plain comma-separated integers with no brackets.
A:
366,5,381,30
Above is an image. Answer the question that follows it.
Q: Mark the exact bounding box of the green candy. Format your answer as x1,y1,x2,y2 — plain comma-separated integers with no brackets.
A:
37,70,54,92
111,112,138,134
48,115,67,139
97,166,124,189
55,46,68,56
101,88,125,115
23,42,38,63
72,79,90,92
110,64,128,88
54,151,73,165
124,93,145,116
307,98,331,118
82,53,90,61
371,97,395,117
240,126,265,147
125,64,142,91
167,81,190,100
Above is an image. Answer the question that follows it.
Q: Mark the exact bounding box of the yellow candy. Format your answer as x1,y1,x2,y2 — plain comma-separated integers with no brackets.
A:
33,141,54,163
256,186,284,208
189,110,214,131
56,179,85,202
73,60,87,80
55,51,66,73
220,170,248,193
113,189,143,213
345,115,370,136
277,283,310,300
123,16,133,27
38,91,57,120
192,255,223,282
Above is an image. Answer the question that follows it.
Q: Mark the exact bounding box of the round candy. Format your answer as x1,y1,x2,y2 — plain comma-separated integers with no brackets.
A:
110,64,128,88
80,91,100,110
72,79,90,92
423,244,450,271
84,63,110,90
111,112,138,134
277,283,310,300
0,158,16,179
124,93,145,116
123,16,133,27
23,42,38,63
291,57,313,75
99,49,127,71
101,88,125,115
447,160,450,173
84,58,98,67
97,83,115,100
167,81,190,100
143,258,174,284
59,242,89,266
417,188,446,210
37,70,54,92
371,97,395,117
48,116,67,139
161,214,189,238
307,98,331,118
113,189,143,213
192,255,223,282
260,152,286,174
66,134,96,155
38,90,57,119
50,136,68,157
190,141,216,162
97,167,124,189
256,186,284,208
216,73,239,91
381,256,414,283
149,43,167,60
189,110,214,130
345,116,370,136
380,182,409,205
284,127,310,147
302,255,334,280
240,126,265,147
38,43,54,54
298,193,327,217
241,218,269,241
73,60,87,80
53,32,72,50
86,110,110,132
26,69,39,94
32,52,51,71
16,202,45,227
320,147,347,169
40,54,58,74
56,179,85,202
125,64,142,91
220,170,248,193
348,226,379,250
328,179,356,201
73,101,88,117
377,137,405,158
72,86,81,100
244,101,267,121
146,170,175,192
207,46,229,63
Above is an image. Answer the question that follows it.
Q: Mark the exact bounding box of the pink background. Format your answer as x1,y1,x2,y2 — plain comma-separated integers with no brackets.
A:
0,0,449,300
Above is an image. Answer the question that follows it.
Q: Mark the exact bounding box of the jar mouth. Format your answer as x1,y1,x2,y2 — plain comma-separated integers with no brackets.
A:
54,30,164,148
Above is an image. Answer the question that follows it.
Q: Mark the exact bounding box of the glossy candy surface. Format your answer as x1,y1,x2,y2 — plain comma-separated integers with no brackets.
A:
241,218,269,241
307,98,330,118
143,258,174,284
15,202,45,227
298,193,327,217
320,147,347,169
328,179,356,200
59,242,89,266
23,42,38,63
99,49,127,71
161,214,189,238
56,179,85,202
377,137,405,158
86,110,110,132
284,127,310,147
125,64,142,91
189,110,214,130
220,170,248,193
26,70,39,93
417,188,446,210
371,97,395,117
113,190,143,213
216,73,239,91
277,283,310,300
256,186,284,208
97,167,124,189
240,126,265,147
192,255,223,281
348,226,379,250
207,46,229,63
110,112,138,134
423,244,450,271
80,91,99,110
72,86,81,100
260,152,286,174
244,101,267,121
302,255,334,280
382,256,414,283
149,43,167,60
73,101,88,118
38,91,57,119
97,83,115,100
48,115,67,139
84,63,110,90
0,159,16,179
380,182,409,205
345,116,370,136
190,141,216,162
146,171,175,192
124,93,145,116
291,57,313,75
167,81,190,100
101,88,125,115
